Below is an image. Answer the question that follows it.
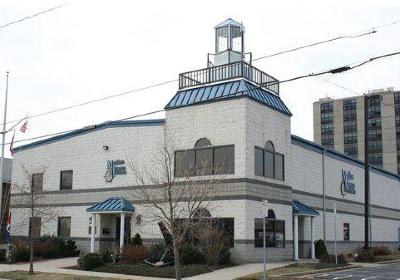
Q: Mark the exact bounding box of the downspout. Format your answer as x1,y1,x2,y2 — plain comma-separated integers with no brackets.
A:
322,148,327,243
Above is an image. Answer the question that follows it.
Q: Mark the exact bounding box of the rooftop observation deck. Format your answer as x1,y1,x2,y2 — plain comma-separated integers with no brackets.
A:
178,61,280,96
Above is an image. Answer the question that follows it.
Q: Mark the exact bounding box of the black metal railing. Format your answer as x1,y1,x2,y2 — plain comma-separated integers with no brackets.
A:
178,61,280,95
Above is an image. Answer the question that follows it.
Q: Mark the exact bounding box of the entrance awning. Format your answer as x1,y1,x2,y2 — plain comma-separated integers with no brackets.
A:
86,197,135,214
292,200,319,217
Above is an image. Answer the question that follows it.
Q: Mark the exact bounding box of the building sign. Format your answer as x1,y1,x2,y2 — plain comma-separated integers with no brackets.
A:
340,170,356,196
105,160,126,182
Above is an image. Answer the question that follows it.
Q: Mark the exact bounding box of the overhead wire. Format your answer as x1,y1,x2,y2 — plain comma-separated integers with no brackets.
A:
0,4,67,30
8,51,400,147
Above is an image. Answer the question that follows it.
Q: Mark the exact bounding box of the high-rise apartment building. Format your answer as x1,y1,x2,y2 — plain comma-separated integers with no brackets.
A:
313,88,400,174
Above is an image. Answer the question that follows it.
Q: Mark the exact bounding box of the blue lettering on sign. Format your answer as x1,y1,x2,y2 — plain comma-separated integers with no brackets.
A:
341,170,356,196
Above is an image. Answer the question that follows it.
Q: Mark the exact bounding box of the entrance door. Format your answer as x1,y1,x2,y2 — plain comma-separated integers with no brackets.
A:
116,216,131,244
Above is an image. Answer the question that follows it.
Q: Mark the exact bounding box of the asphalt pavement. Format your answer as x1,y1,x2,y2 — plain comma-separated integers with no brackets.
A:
304,262,400,280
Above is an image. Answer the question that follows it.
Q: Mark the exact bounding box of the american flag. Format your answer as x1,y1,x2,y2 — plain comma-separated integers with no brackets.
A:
20,119,28,133
5,210,11,244
10,132,15,157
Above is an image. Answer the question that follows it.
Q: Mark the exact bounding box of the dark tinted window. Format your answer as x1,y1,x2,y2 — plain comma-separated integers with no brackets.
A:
255,218,285,248
274,154,284,181
58,217,71,237
214,146,234,174
264,151,274,179
196,149,213,175
32,173,43,191
175,150,195,177
254,148,264,176
195,138,212,148
60,171,73,190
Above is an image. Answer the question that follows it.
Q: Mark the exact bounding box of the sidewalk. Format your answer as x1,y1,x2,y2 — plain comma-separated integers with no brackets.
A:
0,257,294,280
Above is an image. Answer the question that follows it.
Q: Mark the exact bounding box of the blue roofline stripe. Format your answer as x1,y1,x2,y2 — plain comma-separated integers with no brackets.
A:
14,119,165,153
291,134,400,181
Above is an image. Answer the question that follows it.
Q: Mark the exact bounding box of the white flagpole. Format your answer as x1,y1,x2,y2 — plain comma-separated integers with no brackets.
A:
0,71,10,230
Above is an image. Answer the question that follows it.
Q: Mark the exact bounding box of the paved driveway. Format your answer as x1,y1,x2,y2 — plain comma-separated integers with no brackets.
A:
304,262,400,280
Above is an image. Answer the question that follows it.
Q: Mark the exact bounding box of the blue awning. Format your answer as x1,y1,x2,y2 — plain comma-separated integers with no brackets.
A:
292,200,319,216
86,197,135,213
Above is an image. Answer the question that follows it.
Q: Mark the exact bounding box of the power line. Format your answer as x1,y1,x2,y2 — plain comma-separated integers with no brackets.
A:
6,21,399,126
5,79,177,125
0,4,67,30
252,20,399,62
9,50,400,147
8,109,165,146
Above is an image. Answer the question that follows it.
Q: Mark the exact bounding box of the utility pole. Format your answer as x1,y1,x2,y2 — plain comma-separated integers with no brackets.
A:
0,72,9,227
363,95,370,250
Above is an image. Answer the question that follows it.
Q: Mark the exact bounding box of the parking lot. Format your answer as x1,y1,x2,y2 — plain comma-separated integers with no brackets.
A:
303,262,400,280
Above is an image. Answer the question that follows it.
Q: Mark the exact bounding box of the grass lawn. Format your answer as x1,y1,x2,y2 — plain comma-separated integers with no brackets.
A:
234,263,347,280
0,271,128,280
93,263,232,278
374,254,400,262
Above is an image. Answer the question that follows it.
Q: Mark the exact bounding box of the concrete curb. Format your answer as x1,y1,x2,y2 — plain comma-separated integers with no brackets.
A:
375,259,400,264
269,264,362,279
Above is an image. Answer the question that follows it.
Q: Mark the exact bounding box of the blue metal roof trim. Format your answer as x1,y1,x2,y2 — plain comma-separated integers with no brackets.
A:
215,18,241,28
291,134,400,181
87,197,134,213
165,80,292,116
13,119,165,154
292,200,319,216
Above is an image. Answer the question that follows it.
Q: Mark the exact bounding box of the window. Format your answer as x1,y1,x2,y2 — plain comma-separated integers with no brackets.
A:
231,26,242,52
344,121,357,133
396,116,400,127
395,92,400,104
368,130,382,141
57,217,71,237
321,134,334,146
32,173,43,191
368,118,381,129
216,27,228,52
369,154,383,165
368,141,382,154
60,171,73,190
254,218,285,248
174,139,234,177
343,110,357,121
344,143,358,157
368,95,381,107
343,223,350,241
321,113,333,124
321,124,334,135
344,132,357,144
343,99,356,110
367,106,381,118
254,141,285,181
29,217,41,237
320,102,333,113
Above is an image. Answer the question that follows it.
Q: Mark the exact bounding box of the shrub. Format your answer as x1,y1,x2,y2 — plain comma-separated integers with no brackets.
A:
42,246,61,259
218,246,231,265
179,243,204,264
83,253,104,270
121,245,148,263
15,246,30,262
356,249,374,262
315,239,328,259
130,233,143,246
62,240,80,257
0,249,5,262
372,246,391,256
102,251,112,263
148,242,174,262
320,253,347,264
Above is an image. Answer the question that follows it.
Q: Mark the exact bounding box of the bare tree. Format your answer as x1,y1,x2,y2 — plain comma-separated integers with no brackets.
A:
127,131,224,280
13,165,61,275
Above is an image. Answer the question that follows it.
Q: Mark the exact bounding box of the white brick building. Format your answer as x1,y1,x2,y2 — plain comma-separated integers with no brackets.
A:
10,19,400,262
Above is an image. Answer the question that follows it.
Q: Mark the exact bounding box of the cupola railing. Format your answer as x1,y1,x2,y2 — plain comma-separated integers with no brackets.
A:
178,61,279,95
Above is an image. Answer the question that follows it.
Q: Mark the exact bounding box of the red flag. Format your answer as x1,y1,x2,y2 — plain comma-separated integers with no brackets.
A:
20,119,28,133
10,132,15,157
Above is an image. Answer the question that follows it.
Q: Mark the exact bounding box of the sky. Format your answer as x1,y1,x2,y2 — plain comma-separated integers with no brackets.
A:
0,0,399,158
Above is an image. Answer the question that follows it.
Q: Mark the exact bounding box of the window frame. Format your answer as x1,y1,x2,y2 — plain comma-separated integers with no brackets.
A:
343,223,350,241
57,216,71,237
254,218,286,248
174,144,235,177
32,173,44,192
254,145,285,181
60,170,73,190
